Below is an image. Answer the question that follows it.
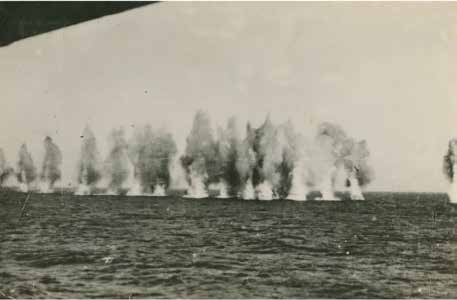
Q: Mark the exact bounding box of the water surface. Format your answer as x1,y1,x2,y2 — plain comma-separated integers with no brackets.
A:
1,192,456,298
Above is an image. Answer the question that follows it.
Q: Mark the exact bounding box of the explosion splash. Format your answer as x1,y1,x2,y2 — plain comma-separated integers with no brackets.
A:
251,116,283,200
104,128,130,195
76,126,102,195
152,184,166,196
312,123,373,200
313,123,348,200
214,117,243,197
17,144,37,193
241,178,256,200
128,125,177,196
0,148,13,187
277,121,308,200
177,112,373,200
180,110,218,198
39,136,62,193
443,138,457,202
236,123,257,199
343,140,374,200
286,160,309,201
4,111,374,199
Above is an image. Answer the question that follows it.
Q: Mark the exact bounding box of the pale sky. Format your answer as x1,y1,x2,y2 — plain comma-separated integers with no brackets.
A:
0,2,456,192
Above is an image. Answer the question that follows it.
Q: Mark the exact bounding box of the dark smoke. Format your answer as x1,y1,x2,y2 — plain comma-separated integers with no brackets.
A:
105,128,130,194
443,138,457,182
128,125,177,193
17,143,37,185
41,136,63,189
0,148,13,186
77,126,102,188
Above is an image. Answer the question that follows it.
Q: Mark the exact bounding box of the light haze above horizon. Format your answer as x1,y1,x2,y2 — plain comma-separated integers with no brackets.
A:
0,2,456,192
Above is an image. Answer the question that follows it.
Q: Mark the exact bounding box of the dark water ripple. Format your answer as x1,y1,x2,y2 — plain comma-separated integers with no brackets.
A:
1,191,457,298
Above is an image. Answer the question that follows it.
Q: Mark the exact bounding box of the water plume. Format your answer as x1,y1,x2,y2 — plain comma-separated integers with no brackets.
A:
216,181,229,198
126,175,142,196
182,166,208,198
40,136,62,193
444,138,457,202
128,125,177,195
276,120,307,200
341,140,373,200
152,184,166,196
236,122,257,199
314,123,348,200
251,116,283,200
16,144,37,192
76,126,102,195
0,148,13,187
286,160,309,201
214,117,242,197
255,181,274,200
104,128,130,195
315,165,339,200
241,178,256,200
181,110,217,198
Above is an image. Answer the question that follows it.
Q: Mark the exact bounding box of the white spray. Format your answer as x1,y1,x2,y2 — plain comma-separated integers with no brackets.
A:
241,178,256,200
152,184,166,196
217,181,229,198
286,162,309,201
348,167,364,200
183,167,208,198
256,181,274,201
316,166,340,200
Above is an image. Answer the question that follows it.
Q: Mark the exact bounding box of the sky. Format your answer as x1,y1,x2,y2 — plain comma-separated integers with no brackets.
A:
0,2,456,192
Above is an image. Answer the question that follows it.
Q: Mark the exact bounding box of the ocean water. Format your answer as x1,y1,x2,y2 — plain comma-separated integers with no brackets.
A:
1,191,457,298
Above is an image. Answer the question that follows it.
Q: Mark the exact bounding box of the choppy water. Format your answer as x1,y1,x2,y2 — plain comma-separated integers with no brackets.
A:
1,191,457,298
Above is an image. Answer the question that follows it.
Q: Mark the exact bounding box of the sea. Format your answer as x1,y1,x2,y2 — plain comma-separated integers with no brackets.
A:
1,191,457,298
